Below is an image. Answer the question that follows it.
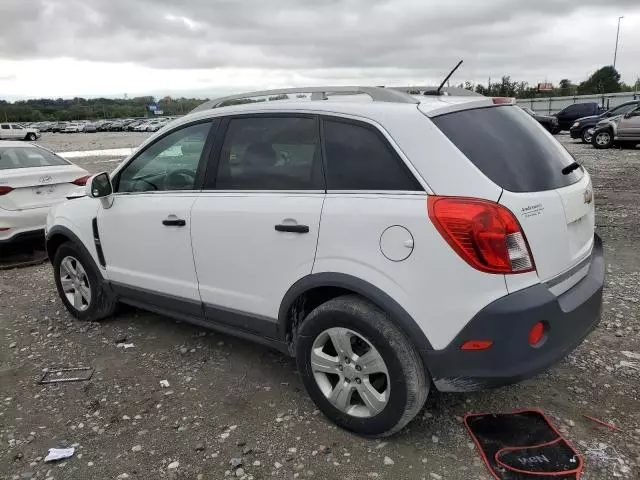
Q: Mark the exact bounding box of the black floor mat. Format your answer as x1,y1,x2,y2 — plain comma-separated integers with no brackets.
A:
464,410,583,479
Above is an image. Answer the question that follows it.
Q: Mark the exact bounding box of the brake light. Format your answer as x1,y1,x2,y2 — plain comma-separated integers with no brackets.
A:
427,196,535,274
72,175,90,186
492,97,515,104
0,186,14,196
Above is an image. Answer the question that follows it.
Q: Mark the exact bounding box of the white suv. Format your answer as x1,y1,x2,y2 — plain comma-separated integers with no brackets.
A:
45,87,604,437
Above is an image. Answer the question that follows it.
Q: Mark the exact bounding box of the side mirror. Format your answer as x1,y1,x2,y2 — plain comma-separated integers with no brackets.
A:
85,172,114,208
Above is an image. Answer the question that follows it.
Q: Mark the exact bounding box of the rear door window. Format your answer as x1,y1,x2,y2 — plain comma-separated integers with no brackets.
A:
432,106,583,192
213,116,323,190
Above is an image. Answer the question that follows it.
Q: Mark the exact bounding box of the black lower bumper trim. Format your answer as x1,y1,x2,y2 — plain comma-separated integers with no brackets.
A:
426,234,604,392
0,229,45,247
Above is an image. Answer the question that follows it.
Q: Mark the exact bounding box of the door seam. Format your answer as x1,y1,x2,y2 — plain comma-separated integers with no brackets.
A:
310,194,326,273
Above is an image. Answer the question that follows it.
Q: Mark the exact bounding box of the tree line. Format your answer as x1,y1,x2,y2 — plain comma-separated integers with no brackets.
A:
0,96,204,123
2,66,639,122
459,66,639,99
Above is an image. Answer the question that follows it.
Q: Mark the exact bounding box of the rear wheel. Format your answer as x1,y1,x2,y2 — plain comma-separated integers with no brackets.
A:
296,295,429,437
53,242,117,321
26,133,36,141
592,129,613,149
581,128,593,144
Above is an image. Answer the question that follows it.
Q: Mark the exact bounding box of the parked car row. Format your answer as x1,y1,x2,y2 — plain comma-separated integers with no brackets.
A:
522,100,640,150
22,117,177,134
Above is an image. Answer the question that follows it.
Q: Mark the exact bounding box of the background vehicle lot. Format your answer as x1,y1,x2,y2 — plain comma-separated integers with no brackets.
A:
1,133,639,479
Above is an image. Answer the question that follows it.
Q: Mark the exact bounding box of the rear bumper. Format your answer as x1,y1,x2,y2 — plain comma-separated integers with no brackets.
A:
426,234,604,392
0,206,50,243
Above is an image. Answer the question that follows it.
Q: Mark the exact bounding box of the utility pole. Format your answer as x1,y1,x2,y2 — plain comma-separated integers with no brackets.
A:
613,16,624,69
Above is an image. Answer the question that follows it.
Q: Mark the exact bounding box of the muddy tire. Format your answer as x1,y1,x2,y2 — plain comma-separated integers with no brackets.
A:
296,295,428,437
53,242,117,321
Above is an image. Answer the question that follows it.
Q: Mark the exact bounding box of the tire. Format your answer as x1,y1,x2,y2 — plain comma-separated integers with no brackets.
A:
53,242,117,321
581,128,593,144
592,129,614,149
296,295,429,437
26,133,36,141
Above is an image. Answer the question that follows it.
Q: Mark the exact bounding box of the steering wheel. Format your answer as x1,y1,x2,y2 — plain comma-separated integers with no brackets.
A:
164,169,196,190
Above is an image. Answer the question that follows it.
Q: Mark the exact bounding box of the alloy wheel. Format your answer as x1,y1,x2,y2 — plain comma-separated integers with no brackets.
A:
59,256,92,312
311,327,390,418
595,132,611,146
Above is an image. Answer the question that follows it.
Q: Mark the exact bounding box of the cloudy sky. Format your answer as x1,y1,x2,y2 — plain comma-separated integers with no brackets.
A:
1,0,639,100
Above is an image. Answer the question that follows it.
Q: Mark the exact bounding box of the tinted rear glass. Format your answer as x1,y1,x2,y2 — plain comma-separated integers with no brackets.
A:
432,106,583,192
0,146,69,170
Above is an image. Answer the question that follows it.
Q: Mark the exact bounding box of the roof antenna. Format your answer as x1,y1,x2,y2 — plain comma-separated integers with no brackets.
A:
432,60,464,95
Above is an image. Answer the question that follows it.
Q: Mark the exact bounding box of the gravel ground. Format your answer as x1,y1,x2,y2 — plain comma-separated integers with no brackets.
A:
1,133,639,480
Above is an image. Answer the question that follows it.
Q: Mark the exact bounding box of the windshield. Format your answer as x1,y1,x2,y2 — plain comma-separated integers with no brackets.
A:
432,106,583,192
0,146,69,170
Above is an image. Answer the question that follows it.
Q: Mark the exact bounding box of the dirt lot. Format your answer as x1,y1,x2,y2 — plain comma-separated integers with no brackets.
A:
1,133,639,480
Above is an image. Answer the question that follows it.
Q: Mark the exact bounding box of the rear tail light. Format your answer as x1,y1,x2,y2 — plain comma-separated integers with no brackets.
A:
428,196,535,274
0,186,14,196
72,175,90,186
0,227,10,232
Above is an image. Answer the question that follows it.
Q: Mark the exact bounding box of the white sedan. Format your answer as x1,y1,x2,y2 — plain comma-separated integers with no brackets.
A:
0,141,89,245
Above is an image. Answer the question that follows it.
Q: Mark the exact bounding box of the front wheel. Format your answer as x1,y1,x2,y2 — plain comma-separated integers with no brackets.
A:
581,128,593,144
592,129,614,149
53,242,117,321
296,295,429,437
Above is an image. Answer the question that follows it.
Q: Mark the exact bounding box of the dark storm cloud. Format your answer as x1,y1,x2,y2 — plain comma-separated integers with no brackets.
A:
1,0,639,79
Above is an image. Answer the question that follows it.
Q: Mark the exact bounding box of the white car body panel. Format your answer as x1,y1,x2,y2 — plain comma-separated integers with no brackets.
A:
97,193,201,301
500,172,594,286
45,197,100,258
190,192,323,321
312,194,509,349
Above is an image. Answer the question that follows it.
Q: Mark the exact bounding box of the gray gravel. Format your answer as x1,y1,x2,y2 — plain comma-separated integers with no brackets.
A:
0,133,639,479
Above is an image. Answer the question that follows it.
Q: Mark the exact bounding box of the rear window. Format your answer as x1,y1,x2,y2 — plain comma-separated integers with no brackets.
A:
432,106,583,192
0,146,69,170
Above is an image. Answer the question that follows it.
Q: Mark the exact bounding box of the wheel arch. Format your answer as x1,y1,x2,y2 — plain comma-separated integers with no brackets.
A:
278,273,434,359
46,225,96,269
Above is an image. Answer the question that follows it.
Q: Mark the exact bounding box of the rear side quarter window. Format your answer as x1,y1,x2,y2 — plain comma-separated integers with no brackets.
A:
322,118,422,191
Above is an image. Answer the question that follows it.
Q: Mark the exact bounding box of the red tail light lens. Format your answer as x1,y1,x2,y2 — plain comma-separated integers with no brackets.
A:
492,97,515,104
428,196,535,274
72,175,90,186
0,186,14,196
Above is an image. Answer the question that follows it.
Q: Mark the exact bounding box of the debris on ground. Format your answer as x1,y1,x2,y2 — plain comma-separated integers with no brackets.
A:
43,447,75,463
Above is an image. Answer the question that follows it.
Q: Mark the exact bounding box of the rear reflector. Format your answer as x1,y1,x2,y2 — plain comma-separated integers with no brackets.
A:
72,175,90,186
461,340,493,351
529,322,546,347
428,196,535,274
492,97,516,104
0,186,14,196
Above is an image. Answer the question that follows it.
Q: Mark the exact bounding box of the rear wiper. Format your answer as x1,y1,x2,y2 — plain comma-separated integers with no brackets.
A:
562,162,581,175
